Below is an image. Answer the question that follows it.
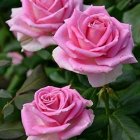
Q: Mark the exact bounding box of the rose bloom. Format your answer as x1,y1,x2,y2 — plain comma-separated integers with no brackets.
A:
53,6,137,87
7,52,23,65
21,86,94,140
7,0,83,52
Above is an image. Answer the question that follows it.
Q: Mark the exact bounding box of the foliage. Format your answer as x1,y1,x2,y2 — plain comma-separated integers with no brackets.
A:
0,0,140,140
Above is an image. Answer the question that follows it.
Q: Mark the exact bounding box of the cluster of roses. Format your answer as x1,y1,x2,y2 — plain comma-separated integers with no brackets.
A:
7,0,137,140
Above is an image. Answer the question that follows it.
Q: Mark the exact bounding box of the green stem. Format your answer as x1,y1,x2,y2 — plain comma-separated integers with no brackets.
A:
101,86,111,140
107,124,111,140
102,87,110,116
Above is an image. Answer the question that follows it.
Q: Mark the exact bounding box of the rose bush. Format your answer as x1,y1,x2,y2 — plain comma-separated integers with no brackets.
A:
21,86,94,140
7,0,83,52
53,6,137,87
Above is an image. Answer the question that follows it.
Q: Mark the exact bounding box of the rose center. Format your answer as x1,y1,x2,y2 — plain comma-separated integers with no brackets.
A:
41,94,55,103
86,20,107,44
40,93,60,110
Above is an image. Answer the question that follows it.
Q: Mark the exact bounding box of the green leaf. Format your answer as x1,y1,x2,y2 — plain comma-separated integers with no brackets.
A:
45,67,67,84
117,81,140,105
49,71,67,84
86,0,113,8
123,4,140,44
14,92,34,110
82,108,108,138
4,40,21,52
77,74,90,87
0,27,9,47
0,89,12,98
82,88,98,108
116,101,140,115
82,88,97,99
0,122,24,139
114,81,140,114
0,0,20,9
17,65,47,95
64,71,73,83
22,55,42,69
116,0,131,11
110,112,140,140
37,49,51,60
88,109,108,132
110,65,136,90
3,104,14,119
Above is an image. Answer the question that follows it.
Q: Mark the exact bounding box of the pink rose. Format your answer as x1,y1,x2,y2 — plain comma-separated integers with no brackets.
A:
7,52,23,65
53,6,137,87
7,0,83,52
21,86,94,140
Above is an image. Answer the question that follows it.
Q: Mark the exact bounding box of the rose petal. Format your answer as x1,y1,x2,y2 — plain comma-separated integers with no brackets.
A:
84,5,109,16
60,110,94,140
87,65,123,87
7,15,41,37
95,39,137,67
22,103,70,136
53,47,74,72
27,133,60,140
21,36,55,52
69,57,113,73
11,8,23,17
48,0,63,13
53,47,113,74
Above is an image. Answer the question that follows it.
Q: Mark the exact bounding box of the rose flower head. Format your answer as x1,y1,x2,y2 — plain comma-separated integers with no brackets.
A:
21,86,94,140
7,0,83,52
53,6,137,87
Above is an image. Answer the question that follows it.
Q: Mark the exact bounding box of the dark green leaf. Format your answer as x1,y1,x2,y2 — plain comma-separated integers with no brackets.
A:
110,65,136,90
83,109,108,134
0,28,9,47
4,40,21,52
123,4,140,44
45,67,67,84
89,109,108,132
37,49,51,60
0,122,24,139
0,89,12,98
117,81,140,105
77,75,90,87
49,71,67,84
64,71,73,83
15,92,34,110
17,65,47,95
110,112,140,140
22,55,42,69
116,0,131,10
82,88,98,108
3,104,14,119
116,101,140,115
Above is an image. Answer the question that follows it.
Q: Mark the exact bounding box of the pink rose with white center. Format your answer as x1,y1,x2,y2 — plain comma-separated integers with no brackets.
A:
53,6,137,87
7,0,83,52
21,86,94,140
